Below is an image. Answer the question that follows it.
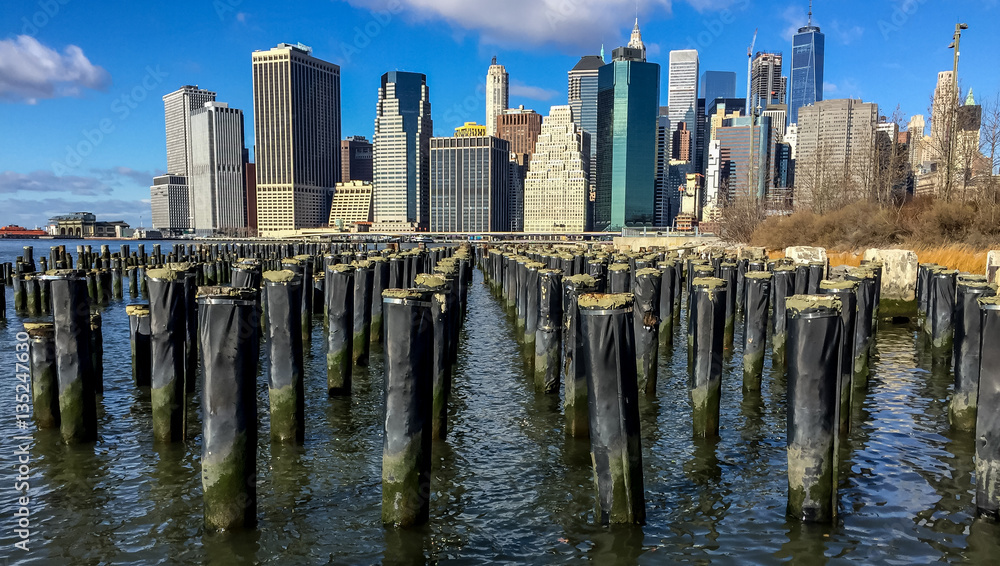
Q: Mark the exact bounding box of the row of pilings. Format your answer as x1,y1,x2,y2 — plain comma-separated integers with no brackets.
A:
478,243,1000,525
16,241,477,530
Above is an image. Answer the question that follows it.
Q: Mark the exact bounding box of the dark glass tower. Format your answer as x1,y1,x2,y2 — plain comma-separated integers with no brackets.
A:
595,28,660,231
788,7,824,124
700,71,737,104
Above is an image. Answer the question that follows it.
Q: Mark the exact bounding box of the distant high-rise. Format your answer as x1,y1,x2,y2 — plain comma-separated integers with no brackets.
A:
328,180,374,229
654,107,673,226
162,85,216,176
907,115,926,167
150,174,191,232
373,71,433,231
596,26,660,230
429,135,510,233
929,70,955,163
700,71,737,103
189,101,246,235
341,136,373,183
252,43,341,235
788,3,824,124
568,54,604,214
715,115,774,203
486,57,509,136
496,106,543,158
524,106,590,232
750,52,786,114
668,50,700,141
796,99,879,210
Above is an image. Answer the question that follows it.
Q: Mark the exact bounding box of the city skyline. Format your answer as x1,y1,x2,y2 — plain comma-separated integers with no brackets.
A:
2,0,998,229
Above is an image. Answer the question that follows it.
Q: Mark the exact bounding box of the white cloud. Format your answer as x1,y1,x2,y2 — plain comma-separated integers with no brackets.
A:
0,35,110,104
824,81,838,94
0,170,112,196
342,0,742,51
0,197,150,230
829,21,864,44
510,80,558,101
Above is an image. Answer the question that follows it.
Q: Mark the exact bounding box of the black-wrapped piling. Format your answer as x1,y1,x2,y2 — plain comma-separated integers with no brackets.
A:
147,267,187,442
633,268,661,395
370,257,389,345
563,274,597,437
772,266,796,365
42,271,96,443
381,288,434,527
976,296,1000,518
928,268,958,354
534,269,563,393
950,280,997,431
326,264,355,396
264,271,305,444
658,260,676,345
578,293,645,525
689,278,726,438
742,272,772,390
847,267,877,385
198,286,260,530
352,261,374,367
415,274,452,439
127,304,152,387
818,280,859,435
90,311,103,395
785,295,842,523
26,322,59,429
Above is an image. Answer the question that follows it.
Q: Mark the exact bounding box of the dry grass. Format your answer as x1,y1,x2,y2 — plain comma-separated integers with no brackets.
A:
912,245,989,273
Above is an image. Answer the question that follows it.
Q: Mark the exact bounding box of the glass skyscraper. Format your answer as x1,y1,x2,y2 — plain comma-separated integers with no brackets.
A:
700,71,736,104
788,15,824,124
595,24,660,230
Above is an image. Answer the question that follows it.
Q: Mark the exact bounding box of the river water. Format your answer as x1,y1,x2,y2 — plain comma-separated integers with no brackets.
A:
0,239,999,564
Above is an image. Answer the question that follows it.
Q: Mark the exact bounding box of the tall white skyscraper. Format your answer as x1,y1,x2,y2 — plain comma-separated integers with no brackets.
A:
486,57,509,136
668,50,699,144
373,71,433,231
523,106,590,233
189,102,246,235
162,85,216,176
252,43,341,236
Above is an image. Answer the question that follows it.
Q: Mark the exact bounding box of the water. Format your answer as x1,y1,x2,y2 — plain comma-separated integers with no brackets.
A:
1,240,1000,564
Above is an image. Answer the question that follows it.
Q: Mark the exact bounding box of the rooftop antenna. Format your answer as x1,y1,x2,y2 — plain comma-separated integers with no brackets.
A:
808,0,813,26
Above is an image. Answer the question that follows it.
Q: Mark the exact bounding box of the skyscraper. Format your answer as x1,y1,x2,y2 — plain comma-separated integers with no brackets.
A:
788,4,824,124
341,136,373,183
796,99,879,210
524,106,590,232
750,52,786,114
252,43,341,235
496,106,543,157
429,135,510,232
373,71,433,231
668,50,700,145
150,174,190,232
596,25,660,230
486,57,509,136
700,71,737,103
568,54,604,216
162,85,216,176
189,101,246,235
930,70,955,162
654,107,673,226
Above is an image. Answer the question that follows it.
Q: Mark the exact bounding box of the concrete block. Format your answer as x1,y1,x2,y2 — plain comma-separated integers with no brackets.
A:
785,246,827,265
988,250,1000,284
862,249,918,302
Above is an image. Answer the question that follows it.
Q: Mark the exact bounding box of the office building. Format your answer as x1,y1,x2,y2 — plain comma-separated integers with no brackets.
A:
596,25,660,230
429,135,510,233
162,85,216,176
796,98,879,210
654,107,673,226
701,71,737,103
150,174,191,232
373,71,433,231
486,57,509,136
668,50,700,148
328,180,374,229
496,106,543,157
523,106,590,232
252,43,341,235
455,122,487,137
750,52,786,115
189,101,246,235
568,54,604,213
715,115,774,203
341,136,373,183
788,6,824,124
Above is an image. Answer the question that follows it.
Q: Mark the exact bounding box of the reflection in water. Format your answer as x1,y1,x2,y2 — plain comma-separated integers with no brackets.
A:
778,521,832,566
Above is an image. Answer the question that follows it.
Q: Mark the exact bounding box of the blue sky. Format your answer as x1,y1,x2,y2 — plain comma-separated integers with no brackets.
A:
1,0,997,229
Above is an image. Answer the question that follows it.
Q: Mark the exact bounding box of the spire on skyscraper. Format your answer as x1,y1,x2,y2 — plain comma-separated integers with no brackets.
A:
965,87,975,106
808,0,813,27
628,18,645,52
